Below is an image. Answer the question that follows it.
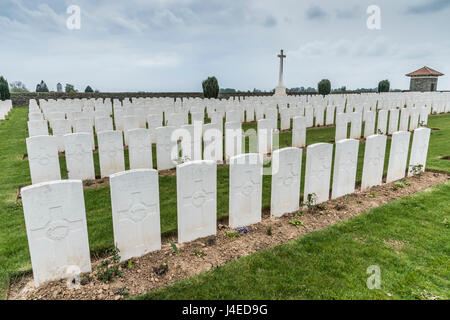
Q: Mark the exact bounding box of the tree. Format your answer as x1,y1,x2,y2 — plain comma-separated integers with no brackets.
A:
378,80,390,93
85,85,94,93
65,83,77,93
36,80,49,92
318,79,331,95
202,76,219,98
9,81,29,93
0,76,11,100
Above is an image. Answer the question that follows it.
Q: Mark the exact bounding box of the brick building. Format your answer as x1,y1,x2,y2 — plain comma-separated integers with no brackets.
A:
406,66,444,92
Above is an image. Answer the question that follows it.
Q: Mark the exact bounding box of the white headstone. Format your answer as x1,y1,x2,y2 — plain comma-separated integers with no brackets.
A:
123,115,140,146
26,136,61,184
409,109,420,131
408,128,431,176
335,113,348,142
305,107,314,127
364,111,376,138
167,113,184,127
110,169,161,261
226,111,241,123
377,110,388,135
128,128,153,170
225,121,242,162
64,133,96,180
156,126,177,170
361,134,387,191
331,139,359,199
179,124,202,162
95,116,113,134
257,119,273,156
229,154,262,228
292,116,306,148
177,160,217,243
270,147,302,217
29,113,44,121
303,143,333,204
386,131,411,183
21,180,91,287
51,119,72,152
325,105,335,125
399,108,410,132
97,131,125,178
349,112,362,139
280,109,291,130
388,109,399,135
203,123,223,163
314,106,325,126
27,120,48,137
74,118,95,150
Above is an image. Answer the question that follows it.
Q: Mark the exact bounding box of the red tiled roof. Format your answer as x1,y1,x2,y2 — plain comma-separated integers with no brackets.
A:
406,66,444,77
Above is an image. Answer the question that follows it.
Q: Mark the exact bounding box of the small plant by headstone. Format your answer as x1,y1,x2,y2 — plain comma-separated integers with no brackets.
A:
370,191,377,198
96,246,123,283
193,249,206,258
393,182,405,191
289,219,304,228
266,226,272,236
225,230,240,239
116,286,130,298
169,241,179,254
121,259,134,270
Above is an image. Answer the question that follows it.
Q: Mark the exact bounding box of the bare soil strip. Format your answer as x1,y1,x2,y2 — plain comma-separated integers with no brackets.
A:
9,172,449,300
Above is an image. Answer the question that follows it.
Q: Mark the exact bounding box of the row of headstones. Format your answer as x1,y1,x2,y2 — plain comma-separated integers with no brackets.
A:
26,104,438,185
335,107,430,142
27,115,309,184
21,127,431,287
0,100,12,120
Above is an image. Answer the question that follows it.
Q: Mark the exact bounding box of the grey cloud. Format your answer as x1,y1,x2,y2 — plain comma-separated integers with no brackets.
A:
335,6,361,19
262,15,277,27
406,0,450,14
306,5,327,20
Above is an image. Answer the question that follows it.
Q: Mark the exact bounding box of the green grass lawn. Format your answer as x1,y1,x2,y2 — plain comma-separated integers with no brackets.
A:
140,181,450,300
0,107,449,299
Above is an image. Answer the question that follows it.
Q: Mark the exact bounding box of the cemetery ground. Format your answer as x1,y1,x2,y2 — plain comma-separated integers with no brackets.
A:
1,107,450,300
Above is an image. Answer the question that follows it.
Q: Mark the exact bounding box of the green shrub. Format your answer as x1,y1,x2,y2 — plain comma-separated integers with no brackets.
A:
85,85,94,93
65,83,77,93
318,79,331,95
36,80,49,92
378,80,390,93
0,76,10,100
202,76,219,99
9,81,28,93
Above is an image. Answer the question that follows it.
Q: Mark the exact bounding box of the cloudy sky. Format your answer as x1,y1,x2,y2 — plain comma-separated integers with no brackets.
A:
1,0,449,92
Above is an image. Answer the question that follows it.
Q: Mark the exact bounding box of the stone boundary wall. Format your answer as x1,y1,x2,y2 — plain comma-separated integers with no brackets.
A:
11,92,317,107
